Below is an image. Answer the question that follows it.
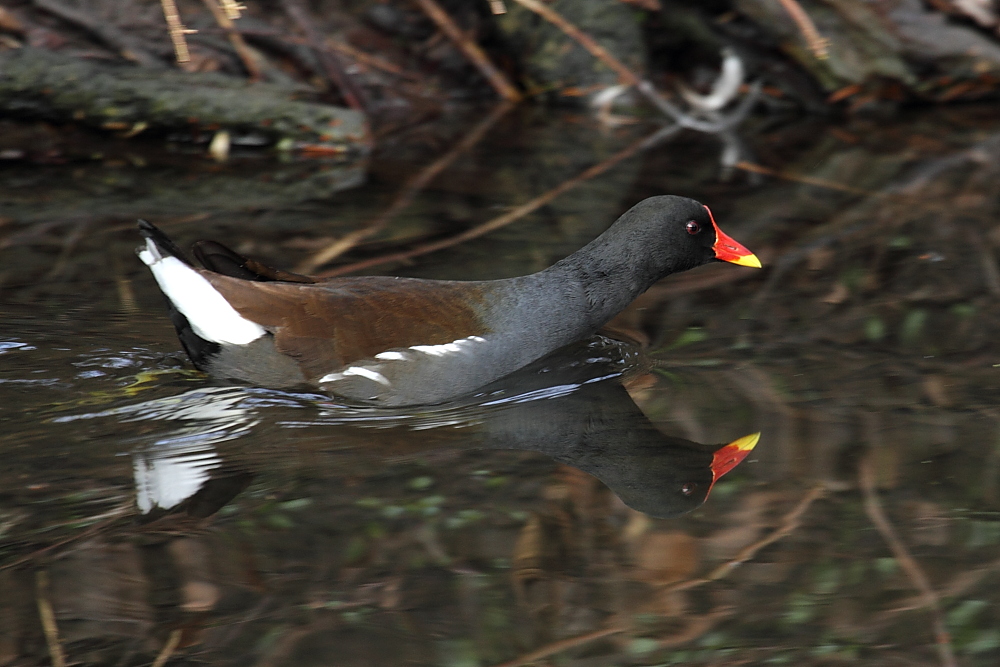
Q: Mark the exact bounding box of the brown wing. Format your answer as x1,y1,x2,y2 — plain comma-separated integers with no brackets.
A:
201,273,493,382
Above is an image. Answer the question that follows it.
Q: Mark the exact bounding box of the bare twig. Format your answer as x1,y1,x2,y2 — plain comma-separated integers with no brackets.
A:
36,570,66,667
151,629,183,667
299,101,513,273
488,0,508,14
201,0,262,80
219,0,244,20
412,0,521,101
859,455,957,667
160,0,196,63
776,0,830,59
316,123,681,277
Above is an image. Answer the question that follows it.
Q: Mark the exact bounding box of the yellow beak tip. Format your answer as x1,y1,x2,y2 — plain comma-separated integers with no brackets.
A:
733,253,763,269
732,432,761,452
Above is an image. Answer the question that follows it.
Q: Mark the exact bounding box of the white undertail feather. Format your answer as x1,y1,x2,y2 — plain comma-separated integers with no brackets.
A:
139,238,266,345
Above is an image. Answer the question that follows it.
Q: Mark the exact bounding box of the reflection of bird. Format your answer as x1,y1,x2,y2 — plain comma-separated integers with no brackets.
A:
462,338,759,518
137,196,759,406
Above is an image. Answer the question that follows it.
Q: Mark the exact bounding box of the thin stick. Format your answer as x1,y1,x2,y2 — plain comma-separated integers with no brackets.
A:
316,123,680,277
298,101,513,273
776,0,830,59
859,455,957,667
36,570,67,667
161,0,196,63
488,0,507,14
412,0,521,102
152,629,183,667
202,0,261,80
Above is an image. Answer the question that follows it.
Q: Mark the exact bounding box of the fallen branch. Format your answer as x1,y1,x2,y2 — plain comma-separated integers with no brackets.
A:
413,0,522,102
316,123,681,277
32,0,162,67
280,0,367,110
859,455,957,667
299,101,513,273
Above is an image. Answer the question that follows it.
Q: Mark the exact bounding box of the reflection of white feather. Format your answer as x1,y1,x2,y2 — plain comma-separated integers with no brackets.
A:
133,446,222,513
678,48,745,112
138,238,265,345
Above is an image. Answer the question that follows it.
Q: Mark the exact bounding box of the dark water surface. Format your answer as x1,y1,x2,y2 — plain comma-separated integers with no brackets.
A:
3,105,1000,666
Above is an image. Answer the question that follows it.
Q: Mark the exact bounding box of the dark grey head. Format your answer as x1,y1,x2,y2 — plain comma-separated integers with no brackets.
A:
556,196,758,316
608,195,727,278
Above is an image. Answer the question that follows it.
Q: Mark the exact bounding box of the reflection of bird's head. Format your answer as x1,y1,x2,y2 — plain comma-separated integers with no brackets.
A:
606,432,759,518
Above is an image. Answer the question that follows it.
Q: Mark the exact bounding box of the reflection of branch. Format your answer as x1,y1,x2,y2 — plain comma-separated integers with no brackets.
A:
663,483,827,594
413,0,521,102
489,603,733,667
490,625,623,667
317,124,681,277
36,570,67,667
152,629,182,667
859,455,957,667
299,101,513,273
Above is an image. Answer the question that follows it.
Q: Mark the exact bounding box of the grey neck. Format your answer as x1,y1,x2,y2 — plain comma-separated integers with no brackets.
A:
538,228,670,332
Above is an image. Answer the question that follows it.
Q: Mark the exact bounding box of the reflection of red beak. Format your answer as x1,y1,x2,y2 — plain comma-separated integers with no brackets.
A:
705,205,762,268
708,432,760,492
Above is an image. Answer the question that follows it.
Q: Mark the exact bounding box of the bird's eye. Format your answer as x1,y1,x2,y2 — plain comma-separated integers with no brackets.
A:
685,221,701,235
681,483,697,496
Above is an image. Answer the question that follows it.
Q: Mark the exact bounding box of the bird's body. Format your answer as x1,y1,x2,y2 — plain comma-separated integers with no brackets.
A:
138,195,759,405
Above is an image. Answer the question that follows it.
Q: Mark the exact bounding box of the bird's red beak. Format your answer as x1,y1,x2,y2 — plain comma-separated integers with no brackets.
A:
705,205,762,268
708,432,760,493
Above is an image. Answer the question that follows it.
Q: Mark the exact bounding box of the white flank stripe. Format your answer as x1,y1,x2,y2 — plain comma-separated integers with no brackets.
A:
374,351,408,361
344,366,391,386
139,240,266,345
409,336,486,357
319,366,391,386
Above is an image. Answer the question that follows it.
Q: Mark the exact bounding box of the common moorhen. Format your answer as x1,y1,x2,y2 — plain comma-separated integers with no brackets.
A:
137,195,760,405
